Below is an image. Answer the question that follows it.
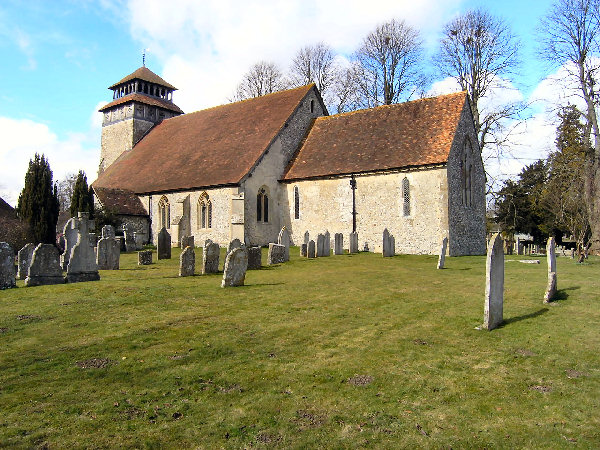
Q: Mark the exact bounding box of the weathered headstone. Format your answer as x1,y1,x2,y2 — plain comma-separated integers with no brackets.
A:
25,244,65,287
544,236,557,303
138,250,152,265
227,238,243,255
382,229,395,257
349,232,359,253
247,246,262,269
123,225,136,252
221,247,248,287
334,233,343,255
316,234,325,257
0,242,16,289
323,231,331,257
102,225,116,238
437,237,448,269
133,232,144,251
307,240,316,258
202,241,220,274
88,233,97,249
97,235,120,270
277,227,291,262
179,246,195,277
17,243,36,280
300,243,307,257
363,242,369,252
304,231,310,245
484,233,504,330
268,243,286,264
66,217,100,283
157,227,172,260
62,217,79,270
181,235,194,249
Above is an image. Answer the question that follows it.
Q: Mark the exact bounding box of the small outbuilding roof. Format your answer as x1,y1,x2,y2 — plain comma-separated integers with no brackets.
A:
93,187,148,216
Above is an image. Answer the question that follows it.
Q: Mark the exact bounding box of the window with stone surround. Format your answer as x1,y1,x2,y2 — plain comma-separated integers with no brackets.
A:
158,196,170,230
402,177,410,216
294,186,300,219
257,187,269,222
198,193,212,229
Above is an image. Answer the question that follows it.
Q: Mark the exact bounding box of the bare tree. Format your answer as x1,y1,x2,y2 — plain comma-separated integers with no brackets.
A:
539,0,600,252
233,61,286,101
354,19,425,107
289,43,336,95
56,172,78,212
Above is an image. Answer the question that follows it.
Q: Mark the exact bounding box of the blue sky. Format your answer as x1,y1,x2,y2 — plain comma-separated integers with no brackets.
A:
0,0,563,206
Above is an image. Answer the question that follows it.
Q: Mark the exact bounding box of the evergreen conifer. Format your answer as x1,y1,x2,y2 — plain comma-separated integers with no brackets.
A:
70,170,94,218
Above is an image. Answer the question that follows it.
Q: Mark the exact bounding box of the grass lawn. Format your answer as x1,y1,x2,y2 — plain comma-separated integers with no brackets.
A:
1,247,599,448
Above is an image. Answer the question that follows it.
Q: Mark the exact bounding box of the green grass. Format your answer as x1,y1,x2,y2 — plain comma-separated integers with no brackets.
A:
1,248,599,448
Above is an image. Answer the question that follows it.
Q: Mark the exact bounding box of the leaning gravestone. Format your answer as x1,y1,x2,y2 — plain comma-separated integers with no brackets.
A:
179,246,195,277
138,250,152,265
334,233,344,255
0,242,16,289
247,246,262,269
437,237,448,269
300,244,307,257
25,244,65,287
323,231,331,257
278,227,291,262
382,229,395,257
268,243,286,265
316,234,325,257
349,232,359,253
484,233,504,330
181,235,194,249
17,243,36,280
97,234,120,270
227,238,243,255
62,217,79,270
66,215,100,283
157,227,171,260
544,236,557,303
202,241,220,274
307,240,316,258
221,247,248,287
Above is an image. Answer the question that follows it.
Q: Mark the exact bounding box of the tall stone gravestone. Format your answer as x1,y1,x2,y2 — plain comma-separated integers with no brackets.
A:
316,234,325,257
437,237,448,269
97,225,120,270
179,246,195,277
17,243,36,280
202,240,220,274
66,213,100,283
227,238,243,255
484,233,504,330
133,232,144,250
382,229,395,257
221,247,248,287
323,231,331,257
123,225,136,253
307,240,316,258
334,233,344,255
247,246,262,269
0,242,16,289
62,217,79,270
25,244,65,286
181,235,194,249
278,227,291,262
349,232,359,253
157,227,172,260
544,236,557,303
268,243,286,265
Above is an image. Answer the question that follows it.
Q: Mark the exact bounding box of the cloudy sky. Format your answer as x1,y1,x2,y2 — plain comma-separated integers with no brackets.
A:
0,0,577,206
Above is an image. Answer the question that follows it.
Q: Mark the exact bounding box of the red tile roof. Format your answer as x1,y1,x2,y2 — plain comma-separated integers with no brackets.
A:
282,92,468,181
109,66,177,90
98,93,184,114
93,187,148,216
94,85,316,194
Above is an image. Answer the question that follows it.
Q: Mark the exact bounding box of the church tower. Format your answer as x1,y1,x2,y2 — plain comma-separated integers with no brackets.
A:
98,66,183,175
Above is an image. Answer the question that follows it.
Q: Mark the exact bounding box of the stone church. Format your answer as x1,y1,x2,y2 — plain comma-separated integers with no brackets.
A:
92,66,486,256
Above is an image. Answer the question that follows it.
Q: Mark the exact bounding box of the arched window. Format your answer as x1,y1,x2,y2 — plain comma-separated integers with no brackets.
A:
461,140,473,207
198,193,212,229
158,196,170,230
294,186,300,220
402,177,410,216
257,187,269,222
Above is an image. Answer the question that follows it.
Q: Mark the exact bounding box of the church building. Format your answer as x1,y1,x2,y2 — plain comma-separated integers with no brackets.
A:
92,66,486,256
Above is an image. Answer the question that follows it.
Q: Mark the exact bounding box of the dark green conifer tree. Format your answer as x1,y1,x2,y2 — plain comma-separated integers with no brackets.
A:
70,170,94,218
16,153,60,244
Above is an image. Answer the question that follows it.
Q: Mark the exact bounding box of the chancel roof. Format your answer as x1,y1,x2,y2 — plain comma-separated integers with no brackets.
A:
108,66,177,90
282,91,468,181
93,84,316,194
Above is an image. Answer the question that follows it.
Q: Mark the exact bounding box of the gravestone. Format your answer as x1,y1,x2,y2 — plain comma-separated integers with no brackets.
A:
17,243,36,280
307,240,316,258
62,217,79,270
484,233,504,330
58,235,65,254
88,233,97,249
323,231,331,257
138,250,152,265
123,225,136,252
570,248,575,259
97,235,120,270
181,235,194,249
300,244,307,257
349,232,359,253
157,227,172,260
382,229,395,257
202,241,220,274
25,244,65,287
334,233,343,255
278,227,291,262
102,225,116,238
66,215,100,283
179,246,195,277
133,232,144,250
247,246,262,269
544,236,557,303
437,237,448,269
227,238,243,255
316,234,325,257
221,247,248,287
268,243,286,264
363,242,369,252
0,242,16,289
304,231,310,245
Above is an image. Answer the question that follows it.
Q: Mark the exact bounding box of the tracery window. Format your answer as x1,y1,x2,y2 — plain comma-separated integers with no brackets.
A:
198,193,212,229
294,186,300,220
158,196,170,230
461,140,473,207
402,177,411,217
257,187,269,222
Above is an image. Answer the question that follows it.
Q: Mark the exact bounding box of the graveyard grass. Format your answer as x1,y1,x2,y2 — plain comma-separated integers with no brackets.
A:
1,248,599,448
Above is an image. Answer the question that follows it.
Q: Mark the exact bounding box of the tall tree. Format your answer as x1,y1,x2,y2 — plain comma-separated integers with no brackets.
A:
16,153,60,244
289,43,336,98
70,170,94,218
539,0,600,252
233,61,286,101
56,172,78,212
435,9,521,153
354,19,424,107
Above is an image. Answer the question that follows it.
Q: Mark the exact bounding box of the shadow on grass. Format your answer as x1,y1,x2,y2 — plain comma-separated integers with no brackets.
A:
549,287,578,302
501,308,549,327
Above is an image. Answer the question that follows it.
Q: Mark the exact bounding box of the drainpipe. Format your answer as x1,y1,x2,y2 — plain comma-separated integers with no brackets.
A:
350,174,357,233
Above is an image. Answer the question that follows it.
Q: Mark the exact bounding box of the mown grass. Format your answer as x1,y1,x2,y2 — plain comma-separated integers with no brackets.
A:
1,248,599,448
